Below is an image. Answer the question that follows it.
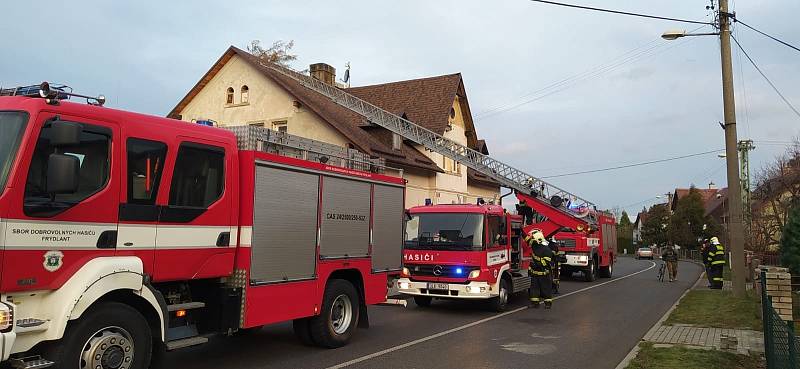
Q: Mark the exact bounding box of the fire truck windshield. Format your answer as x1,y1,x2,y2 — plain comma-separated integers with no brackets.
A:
0,111,28,194
405,213,484,251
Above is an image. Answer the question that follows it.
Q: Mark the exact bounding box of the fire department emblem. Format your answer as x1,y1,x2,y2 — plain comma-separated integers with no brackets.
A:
43,251,64,272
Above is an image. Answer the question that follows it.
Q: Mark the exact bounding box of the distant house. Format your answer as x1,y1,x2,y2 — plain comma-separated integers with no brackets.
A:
670,185,721,213
168,46,499,208
632,209,647,245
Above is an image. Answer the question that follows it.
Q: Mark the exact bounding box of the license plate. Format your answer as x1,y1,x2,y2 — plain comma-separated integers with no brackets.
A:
427,282,449,290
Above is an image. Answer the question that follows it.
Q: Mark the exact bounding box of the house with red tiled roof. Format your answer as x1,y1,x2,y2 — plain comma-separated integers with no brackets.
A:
168,46,499,207
670,184,721,213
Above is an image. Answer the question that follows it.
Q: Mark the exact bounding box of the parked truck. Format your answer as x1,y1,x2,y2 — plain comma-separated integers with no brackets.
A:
0,84,405,369
398,203,531,311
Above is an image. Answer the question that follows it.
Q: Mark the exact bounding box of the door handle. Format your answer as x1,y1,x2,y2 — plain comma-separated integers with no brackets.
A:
216,232,231,247
97,231,118,249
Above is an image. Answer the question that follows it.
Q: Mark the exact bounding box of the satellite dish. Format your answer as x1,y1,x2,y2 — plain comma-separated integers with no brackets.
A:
550,195,563,208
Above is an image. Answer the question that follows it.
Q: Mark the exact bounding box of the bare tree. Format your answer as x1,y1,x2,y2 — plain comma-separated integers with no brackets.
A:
247,40,298,66
751,138,800,251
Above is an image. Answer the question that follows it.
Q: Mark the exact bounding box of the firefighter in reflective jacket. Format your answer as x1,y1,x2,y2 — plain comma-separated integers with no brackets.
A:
708,237,726,289
525,229,555,309
549,237,563,295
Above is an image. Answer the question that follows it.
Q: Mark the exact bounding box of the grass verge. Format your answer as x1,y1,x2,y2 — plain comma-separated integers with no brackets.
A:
626,342,764,369
665,290,762,331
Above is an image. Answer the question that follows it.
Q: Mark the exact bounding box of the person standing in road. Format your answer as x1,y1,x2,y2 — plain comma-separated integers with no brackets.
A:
708,237,726,289
661,245,678,282
525,229,555,309
700,239,713,288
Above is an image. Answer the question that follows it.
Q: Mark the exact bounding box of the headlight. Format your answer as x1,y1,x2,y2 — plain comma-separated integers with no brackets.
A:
401,267,410,277
578,255,588,262
468,269,481,279
398,281,410,290
0,303,13,332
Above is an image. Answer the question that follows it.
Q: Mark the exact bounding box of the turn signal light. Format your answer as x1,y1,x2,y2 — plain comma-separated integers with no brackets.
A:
401,267,410,277
175,310,187,318
468,269,481,279
0,303,13,332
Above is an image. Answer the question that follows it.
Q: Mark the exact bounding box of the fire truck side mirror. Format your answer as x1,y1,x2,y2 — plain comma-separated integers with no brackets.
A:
49,120,82,146
46,154,80,194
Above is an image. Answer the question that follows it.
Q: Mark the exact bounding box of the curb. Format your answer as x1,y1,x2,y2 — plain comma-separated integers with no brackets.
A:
614,263,705,369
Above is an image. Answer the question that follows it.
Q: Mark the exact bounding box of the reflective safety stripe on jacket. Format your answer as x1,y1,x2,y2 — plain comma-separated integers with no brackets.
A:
710,244,725,265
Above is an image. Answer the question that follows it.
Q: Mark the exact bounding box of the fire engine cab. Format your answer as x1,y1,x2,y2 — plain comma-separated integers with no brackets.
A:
397,203,531,311
0,83,405,369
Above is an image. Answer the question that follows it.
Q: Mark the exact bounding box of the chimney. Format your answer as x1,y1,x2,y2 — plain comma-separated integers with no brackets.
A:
310,63,336,85
708,181,716,190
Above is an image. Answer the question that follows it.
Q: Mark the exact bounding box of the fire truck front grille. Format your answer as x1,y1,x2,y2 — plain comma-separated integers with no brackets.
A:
406,264,479,279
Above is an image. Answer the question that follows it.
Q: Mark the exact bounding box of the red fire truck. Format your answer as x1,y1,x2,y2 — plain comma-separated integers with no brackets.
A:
0,84,405,369
396,191,616,310
398,204,531,311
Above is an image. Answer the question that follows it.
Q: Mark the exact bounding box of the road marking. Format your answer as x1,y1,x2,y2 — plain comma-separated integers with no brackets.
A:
326,261,657,369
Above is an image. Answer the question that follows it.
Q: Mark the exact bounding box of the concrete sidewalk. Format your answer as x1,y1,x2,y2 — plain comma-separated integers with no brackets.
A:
641,272,763,356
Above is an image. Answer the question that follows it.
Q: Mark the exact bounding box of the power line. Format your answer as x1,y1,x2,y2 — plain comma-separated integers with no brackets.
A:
477,33,701,120
540,149,724,179
736,19,800,54
731,35,800,120
528,0,712,25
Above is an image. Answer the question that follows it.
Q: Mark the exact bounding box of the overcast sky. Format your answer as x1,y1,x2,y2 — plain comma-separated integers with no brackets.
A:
2,1,798,219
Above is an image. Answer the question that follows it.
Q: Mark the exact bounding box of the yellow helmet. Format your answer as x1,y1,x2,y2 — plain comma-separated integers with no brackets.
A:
525,229,548,246
710,237,720,245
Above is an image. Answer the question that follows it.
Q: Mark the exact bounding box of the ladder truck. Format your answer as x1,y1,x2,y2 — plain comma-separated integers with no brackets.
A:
247,61,613,306
0,83,406,369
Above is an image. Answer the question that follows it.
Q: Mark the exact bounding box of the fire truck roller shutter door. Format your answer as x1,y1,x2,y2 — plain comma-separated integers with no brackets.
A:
320,177,371,259
371,184,404,272
251,165,319,283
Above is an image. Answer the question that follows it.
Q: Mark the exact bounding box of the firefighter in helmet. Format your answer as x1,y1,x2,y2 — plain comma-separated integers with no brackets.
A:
549,236,563,295
525,229,555,309
708,236,726,289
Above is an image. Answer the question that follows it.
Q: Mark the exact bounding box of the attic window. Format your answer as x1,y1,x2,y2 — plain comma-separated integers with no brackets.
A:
392,133,402,151
241,85,249,104
449,107,455,119
226,87,234,104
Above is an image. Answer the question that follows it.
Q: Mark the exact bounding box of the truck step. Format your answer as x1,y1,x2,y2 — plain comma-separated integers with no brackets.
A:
378,298,408,307
165,336,209,351
9,356,54,369
511,276,531,293
167,301,206,312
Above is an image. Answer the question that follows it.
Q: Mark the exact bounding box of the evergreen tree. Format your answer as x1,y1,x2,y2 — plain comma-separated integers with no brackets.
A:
619,210,632,227
641,204,670,246
780,203,800,274
668,187,706,249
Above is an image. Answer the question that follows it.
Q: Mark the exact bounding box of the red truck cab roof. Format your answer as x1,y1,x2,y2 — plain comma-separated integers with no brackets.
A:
407,203,506,215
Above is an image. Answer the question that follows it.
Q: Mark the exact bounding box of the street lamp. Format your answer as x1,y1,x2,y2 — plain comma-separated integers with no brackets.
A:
661,30,719,40
662,0,748,298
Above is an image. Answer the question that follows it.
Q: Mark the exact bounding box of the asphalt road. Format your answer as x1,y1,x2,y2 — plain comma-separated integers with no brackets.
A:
162,258,702,369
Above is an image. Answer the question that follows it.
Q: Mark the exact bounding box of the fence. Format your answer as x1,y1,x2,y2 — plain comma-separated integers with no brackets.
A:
761,270,799,369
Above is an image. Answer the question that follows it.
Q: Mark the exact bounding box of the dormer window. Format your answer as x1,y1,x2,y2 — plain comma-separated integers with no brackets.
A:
392,133,402,150
241,85,249,104
226,87,234,104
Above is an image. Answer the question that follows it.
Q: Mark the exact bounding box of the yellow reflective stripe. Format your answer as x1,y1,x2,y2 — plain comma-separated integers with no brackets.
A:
711,260,726,265
713,277,724,281
544,299,553,302
530,298,540,302
543,256,552,261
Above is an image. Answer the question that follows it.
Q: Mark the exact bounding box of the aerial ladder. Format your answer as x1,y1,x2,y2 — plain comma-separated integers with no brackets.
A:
261,61,599,235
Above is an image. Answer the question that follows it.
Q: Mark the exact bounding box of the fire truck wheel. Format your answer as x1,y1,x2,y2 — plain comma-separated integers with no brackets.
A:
583,259,597,282
47,302,152,369
309,279,360,348
413,296,432,307
599,259,613,278
489,278,510,312
293,318,315,346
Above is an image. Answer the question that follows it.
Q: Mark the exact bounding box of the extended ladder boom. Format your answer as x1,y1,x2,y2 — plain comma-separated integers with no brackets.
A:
262,61,598,225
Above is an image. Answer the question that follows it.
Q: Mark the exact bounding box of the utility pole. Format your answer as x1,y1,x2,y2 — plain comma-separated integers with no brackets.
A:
719,0,747,297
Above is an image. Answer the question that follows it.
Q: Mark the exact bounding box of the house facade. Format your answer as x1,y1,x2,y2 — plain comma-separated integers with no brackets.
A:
169,46,499,208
